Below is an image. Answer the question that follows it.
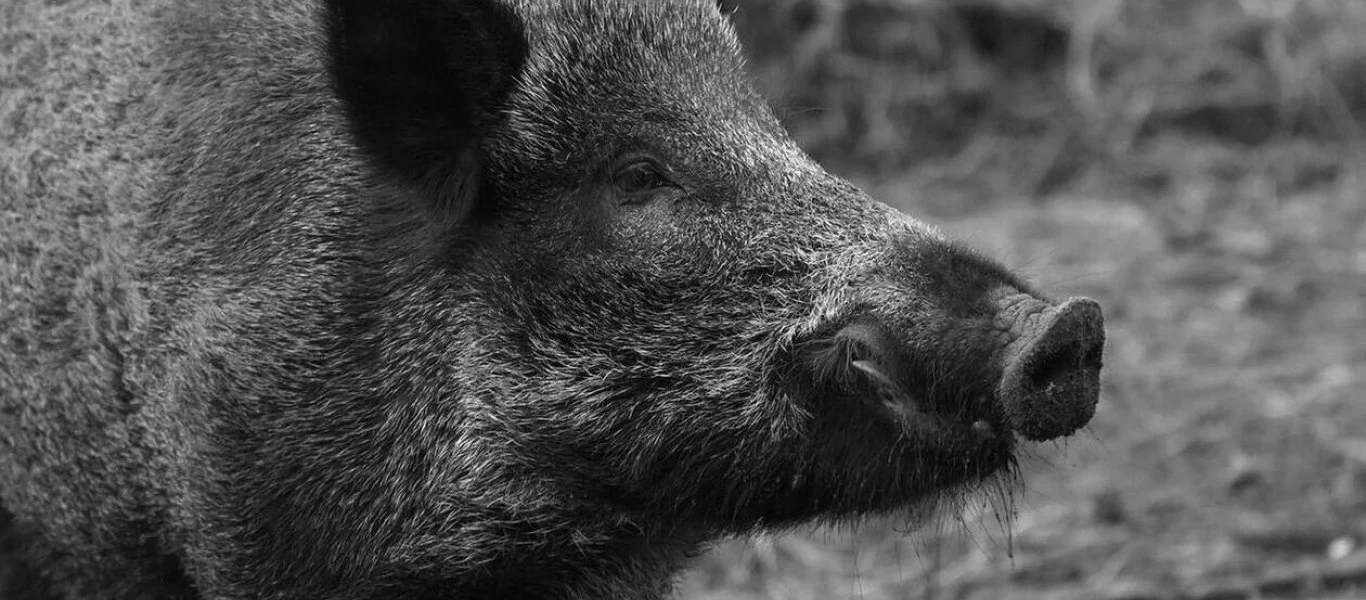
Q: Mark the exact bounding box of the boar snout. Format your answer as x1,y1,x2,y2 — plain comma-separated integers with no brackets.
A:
798,285,1105,448
996,295,1105,441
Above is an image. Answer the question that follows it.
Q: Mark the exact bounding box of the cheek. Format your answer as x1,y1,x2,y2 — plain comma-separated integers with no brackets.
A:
495,184,618,260
610,200,699,256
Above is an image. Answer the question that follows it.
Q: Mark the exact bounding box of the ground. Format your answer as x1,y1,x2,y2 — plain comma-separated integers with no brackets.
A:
681,1,1366,598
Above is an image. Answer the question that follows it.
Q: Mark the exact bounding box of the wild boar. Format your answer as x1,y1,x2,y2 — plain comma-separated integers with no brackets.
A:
0,0,1104,598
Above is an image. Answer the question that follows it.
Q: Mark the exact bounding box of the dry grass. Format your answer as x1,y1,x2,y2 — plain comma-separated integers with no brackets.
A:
683,1,1366,598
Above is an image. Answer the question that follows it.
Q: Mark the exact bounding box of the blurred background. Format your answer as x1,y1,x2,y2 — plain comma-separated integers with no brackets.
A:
682,1,1366,598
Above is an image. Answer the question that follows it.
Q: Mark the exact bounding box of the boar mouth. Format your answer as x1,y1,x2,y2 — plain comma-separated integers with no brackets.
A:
850,358,1000,442
797,319,1010,460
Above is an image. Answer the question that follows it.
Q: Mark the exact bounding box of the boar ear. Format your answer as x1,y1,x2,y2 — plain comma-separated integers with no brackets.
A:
325,0,528,229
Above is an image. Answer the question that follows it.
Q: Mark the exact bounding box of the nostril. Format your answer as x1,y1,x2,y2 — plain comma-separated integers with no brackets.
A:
1084,341,1104,371
1023,336,1103,392
997,296,1106,441
1026,341,1081,391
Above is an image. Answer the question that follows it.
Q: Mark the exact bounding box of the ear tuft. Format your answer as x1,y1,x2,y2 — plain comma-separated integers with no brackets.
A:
326,0,528,227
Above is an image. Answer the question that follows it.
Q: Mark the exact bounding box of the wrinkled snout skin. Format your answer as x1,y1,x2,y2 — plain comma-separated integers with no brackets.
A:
0,0,1104,599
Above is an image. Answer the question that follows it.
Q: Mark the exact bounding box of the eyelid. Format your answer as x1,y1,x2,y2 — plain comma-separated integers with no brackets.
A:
612,154,681,188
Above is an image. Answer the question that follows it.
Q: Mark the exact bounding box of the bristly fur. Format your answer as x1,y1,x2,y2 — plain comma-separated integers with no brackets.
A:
0,0,1090,598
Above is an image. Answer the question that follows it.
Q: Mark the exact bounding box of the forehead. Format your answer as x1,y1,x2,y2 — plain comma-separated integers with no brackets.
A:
507,0,741,61
497,0,780,162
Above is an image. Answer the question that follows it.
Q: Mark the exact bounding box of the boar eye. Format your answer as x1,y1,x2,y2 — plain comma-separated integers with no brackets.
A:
612,159,677,198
